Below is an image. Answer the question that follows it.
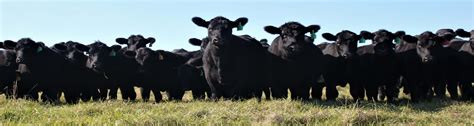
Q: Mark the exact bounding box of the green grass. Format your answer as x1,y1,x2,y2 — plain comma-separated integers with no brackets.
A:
0,86,472,125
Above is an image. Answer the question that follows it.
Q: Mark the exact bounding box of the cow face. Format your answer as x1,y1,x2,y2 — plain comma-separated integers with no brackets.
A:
360,29,397,56
0,40,17,67
264,22,320,58
115,35,155,53
135,47,160,67
436,29,456,42
322,30,361,59
192,16,248,49
188,37,209,51
85,42,118,73
259,39,270,49
402,32,444,63
53,41,89,66
3,38,42,64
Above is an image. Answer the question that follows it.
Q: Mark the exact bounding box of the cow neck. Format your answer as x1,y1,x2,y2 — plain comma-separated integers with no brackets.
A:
460,42,474,55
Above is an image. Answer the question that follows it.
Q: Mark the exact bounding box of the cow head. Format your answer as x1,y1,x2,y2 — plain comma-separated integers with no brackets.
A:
3,38,43,64
188,37,210,51
85,42,119,73
115,35,155,55
264,22,320,58
0,40,17,67
53,41,89,66
402,31,444,63
135,47,161,67
436,29,456,43
359,29,398,56
192,16,248,49
259,39,270,49
322,30,361,59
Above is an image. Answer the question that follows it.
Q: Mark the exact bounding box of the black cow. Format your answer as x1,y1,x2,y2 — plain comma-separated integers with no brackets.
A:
0,41,18,98
84,42,122,100
3,38,86,103
112,35,155,101
264,22,323,100
316,30,362,101
192,16,267,100
451,29,474,100
1,41,39,100
177,38,211,99
356,30,403,102
397,32,446,102
52,41,110,101
134,47,187,102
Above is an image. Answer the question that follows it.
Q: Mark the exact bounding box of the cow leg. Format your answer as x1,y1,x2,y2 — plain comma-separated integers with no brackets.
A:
80,88,92,102
91,88,101,101
433,81,446,98
290,84,310,101
460,81,473,101
262,87,271,100
99,88,108,101
168,89,184,101
377,86,386,101
42,88,60,103
446,80,459,100
109,86,118,100
271,82,288,100
192,89,206,100
385,82,399,103
140,87,151,102
406,79,420,103
350,81,364,101
65,88,80,104
311,82,324,100
365,83,378,102
152,89,162,103
120,86,136,101
326,81,339,101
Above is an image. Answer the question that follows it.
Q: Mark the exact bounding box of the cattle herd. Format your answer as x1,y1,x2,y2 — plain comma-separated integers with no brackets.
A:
0,16,473,104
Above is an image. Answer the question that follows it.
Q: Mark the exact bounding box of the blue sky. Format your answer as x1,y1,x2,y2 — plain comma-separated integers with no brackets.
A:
1,0,473,51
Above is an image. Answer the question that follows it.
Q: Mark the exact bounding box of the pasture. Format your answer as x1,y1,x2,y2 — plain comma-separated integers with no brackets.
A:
0,86,472,125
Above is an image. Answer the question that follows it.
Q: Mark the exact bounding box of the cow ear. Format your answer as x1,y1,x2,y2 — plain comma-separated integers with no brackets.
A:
147,37,156,47
3,40,17,49
74,43,90,52
401,35,418,43
394,31,406,38
233,17,248,28
188,38,202,46
359,31,375,40
455,29,471,38
110,45,122,52
192,17,209,28
115,38,128,45
322,33,337,41
264,26,281,35
53,43,67,51
305,25,321,33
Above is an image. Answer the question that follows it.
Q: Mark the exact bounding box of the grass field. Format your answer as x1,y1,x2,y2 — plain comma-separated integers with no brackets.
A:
0,86,472,125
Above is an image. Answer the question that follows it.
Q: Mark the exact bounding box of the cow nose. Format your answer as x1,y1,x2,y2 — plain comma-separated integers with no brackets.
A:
16,57,23,63
422,56,432,62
